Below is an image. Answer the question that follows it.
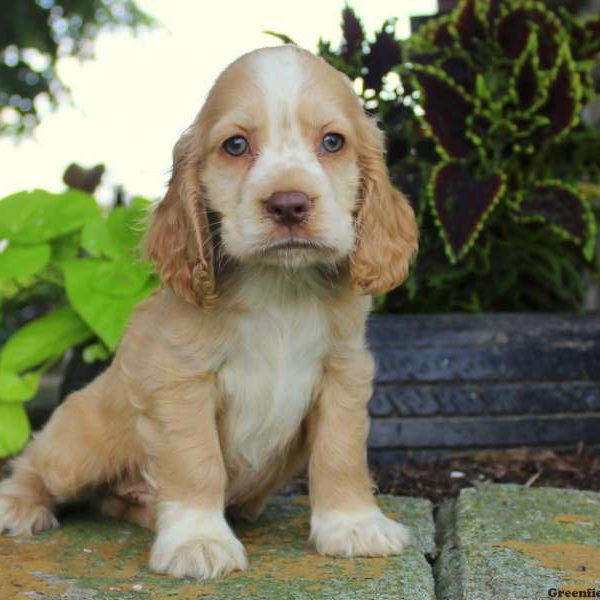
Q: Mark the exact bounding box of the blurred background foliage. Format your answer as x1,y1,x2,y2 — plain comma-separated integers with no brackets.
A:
0,0,152,136
0,185,157,456
319,0,600,312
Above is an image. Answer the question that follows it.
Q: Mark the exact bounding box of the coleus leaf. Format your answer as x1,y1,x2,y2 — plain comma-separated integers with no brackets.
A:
560,10,588,61
413,14,454,48
538,50,581,140
341,6,364,59
408,51,444,69
545,9,600,60
497,4,562,68
431,19,454,48
486,0,502,26
430,162,505,262
453,0,487,53
412,67,476,158
513,35,540,111
582,17,600,59
468,114,492,138
441,57,477,92
496,8,529,60
363,23,402,93
516,54,538,110
515,182,596,260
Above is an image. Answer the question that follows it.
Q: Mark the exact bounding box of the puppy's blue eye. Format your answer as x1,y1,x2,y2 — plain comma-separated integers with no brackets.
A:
321,133,344,153
223,136,248,156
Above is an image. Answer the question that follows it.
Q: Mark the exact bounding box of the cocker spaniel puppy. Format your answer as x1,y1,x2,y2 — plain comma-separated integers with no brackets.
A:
0,46,418,579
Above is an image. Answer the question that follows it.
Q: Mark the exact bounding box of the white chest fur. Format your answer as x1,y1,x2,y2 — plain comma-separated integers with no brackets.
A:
218,288,328,471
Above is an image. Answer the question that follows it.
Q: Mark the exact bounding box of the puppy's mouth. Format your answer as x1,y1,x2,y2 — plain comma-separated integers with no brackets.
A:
261,237,332,253
250,236,338,265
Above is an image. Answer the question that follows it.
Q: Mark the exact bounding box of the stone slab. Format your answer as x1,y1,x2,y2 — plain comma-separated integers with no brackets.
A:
0,495,434,599
435,484,600,600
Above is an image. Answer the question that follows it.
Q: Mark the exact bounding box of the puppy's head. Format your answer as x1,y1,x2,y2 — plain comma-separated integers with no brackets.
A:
146,46,418,307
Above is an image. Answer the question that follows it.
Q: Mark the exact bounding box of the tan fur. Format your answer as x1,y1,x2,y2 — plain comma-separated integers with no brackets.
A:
0,46,418,578
350,115,418,294
145,131,217,308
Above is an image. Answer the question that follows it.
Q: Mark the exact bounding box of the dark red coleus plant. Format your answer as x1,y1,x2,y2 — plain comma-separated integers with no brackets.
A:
405,0,597,263
314,1,599,311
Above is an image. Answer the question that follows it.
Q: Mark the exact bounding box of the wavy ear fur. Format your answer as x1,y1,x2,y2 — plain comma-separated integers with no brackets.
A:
350,117,418,295
145,130,216,308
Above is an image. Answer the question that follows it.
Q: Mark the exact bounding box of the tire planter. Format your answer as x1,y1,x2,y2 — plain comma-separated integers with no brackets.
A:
367,313,600,464
38,313,600,462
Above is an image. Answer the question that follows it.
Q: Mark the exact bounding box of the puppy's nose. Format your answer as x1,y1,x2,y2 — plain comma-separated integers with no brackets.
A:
266,191,310,226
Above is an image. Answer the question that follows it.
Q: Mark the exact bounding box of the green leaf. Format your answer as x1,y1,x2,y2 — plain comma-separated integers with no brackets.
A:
262,30,297,45
0,307,93,373
0,189,101,244
81,205,147,261
62,259,158,350
0,371,42,403
0,243,51,281
0,403,31,458
475,74,487,98
82,342,110,364
52,231,81,262
81,217,114,258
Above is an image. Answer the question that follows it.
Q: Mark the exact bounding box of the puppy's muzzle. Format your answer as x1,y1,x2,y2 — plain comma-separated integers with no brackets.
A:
265,191,310,227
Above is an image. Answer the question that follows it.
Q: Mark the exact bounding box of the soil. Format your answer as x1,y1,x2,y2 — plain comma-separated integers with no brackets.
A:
280,446,600,505
2,446,599,506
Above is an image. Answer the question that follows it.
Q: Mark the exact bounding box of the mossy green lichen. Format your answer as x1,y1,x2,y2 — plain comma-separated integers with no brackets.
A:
435,484,600,600
0,495,435,599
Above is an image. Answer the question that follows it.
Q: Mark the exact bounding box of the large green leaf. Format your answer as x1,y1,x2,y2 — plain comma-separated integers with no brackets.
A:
81,200,149,261
0,403,31,458
0,371,42,403
80,217,117,259
62,259,158,350
0,242,51,281
52,230,81,262
0,189,101,244
0,307,93,373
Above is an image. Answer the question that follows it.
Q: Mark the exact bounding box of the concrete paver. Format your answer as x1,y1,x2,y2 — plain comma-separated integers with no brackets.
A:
0,495,435,599
3,485,600,599
435,484,600,600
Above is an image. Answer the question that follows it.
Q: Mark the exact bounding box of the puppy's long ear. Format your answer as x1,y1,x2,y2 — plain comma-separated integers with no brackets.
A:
145,129,216,308
350,117,418,295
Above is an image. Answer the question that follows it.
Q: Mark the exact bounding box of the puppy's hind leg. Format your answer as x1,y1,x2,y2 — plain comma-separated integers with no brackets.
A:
100,476,157,530
0,370,141,536
100,495,156,530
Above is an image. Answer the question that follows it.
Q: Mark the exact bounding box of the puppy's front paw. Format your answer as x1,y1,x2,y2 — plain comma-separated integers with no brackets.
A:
0,494,58,536
310,509,411,557
150,504,247,579
150,534,247,579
